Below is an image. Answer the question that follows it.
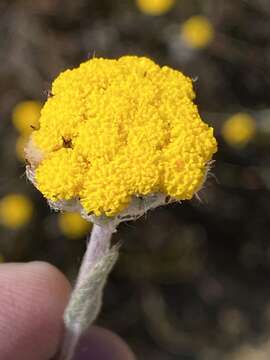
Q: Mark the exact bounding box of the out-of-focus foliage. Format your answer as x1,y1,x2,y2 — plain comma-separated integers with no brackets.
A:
1,0,270,358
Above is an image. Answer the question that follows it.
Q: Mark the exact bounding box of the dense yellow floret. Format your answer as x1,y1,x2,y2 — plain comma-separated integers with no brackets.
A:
136,0,175,15
12,100,42,135
181,16,214,49
222,113,256,147
58,212,91,239
32,56,217,216
0,194,33,229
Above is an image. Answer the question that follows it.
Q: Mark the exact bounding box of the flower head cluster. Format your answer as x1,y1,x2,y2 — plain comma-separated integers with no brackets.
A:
136,0,175,15
0,194,33,229
26,56,217,218
181,16,214,49
222,113,256,147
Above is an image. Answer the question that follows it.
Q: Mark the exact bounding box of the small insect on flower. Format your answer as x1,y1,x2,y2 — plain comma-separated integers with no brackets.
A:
180,15,215,49
12,100,42,135
0,194,33,229
136,0,176,16
58,212,91,239
222,112,256,148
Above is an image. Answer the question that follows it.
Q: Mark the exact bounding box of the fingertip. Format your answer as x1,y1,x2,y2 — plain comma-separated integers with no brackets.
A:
0,261,71,360
74,326,136,360
27,260,71,297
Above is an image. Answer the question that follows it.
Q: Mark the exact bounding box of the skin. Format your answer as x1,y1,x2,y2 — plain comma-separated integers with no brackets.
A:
0,261,135,360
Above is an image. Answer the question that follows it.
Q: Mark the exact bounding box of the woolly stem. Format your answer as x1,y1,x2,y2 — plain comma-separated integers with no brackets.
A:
59,221,119,360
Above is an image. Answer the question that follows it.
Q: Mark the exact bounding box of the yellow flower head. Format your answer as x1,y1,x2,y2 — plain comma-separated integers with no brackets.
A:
181,16,214,49
27,56,217,217
58,212,91,239
136,0,175,15
12,100,42,135
222,113,256,147
0,194,33,229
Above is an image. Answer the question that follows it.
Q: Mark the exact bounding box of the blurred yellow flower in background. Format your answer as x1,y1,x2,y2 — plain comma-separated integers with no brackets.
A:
136,0,175,15
0,194,33,229
0,254,4,263
58,212,91,239
12,100,42,135
222,113,256,147
181,15,214,49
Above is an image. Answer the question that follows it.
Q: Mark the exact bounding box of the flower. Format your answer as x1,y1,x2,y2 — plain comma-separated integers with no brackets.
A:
181,16,214,49
0,254,4,263
58,212,91,239
12,100,42,135
136,0,175,15
0,194,33,229
222,113,256,147
26,56,217,217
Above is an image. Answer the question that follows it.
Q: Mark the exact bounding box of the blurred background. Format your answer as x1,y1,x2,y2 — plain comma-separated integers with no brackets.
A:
1,0,270,359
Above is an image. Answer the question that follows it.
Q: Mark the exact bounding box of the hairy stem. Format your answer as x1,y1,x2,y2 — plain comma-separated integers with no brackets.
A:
59,222,119,360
